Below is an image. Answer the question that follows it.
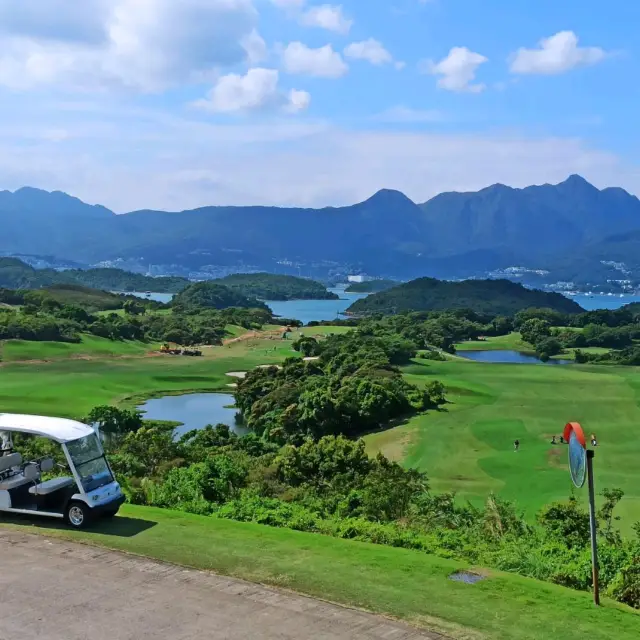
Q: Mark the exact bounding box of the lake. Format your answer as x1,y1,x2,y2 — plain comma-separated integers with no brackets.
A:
460,350,572,365
137,393,247,438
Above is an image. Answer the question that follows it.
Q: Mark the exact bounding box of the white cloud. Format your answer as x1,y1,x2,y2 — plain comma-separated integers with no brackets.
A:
192,68,309,114
241,29,267,64
0,0,260,91
422,47,488,93
510,31,607,75
282,42,348,78
299,5,352,34
344,39,393,66
286,88,312,113
2,91,637,212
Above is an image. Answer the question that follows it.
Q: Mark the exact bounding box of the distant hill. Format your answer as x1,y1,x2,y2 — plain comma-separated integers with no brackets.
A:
215,273,338,301
347,278,584,316
419,175,640,262
172,282,269,311
31,285,138,312
345,279,398,293
1,177,640,280
0,258,188,293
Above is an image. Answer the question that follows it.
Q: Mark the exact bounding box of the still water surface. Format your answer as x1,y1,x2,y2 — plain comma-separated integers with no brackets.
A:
460,350,572,365
137,393,246,438
123,287,367,325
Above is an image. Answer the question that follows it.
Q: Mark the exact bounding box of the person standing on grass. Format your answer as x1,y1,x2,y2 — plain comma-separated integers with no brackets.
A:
514,439,520,452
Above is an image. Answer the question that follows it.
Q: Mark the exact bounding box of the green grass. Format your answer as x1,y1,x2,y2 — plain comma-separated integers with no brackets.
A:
456,332,532,352
2,505,638,640
1,335,159,362
366,359,640,532
0,336,302,417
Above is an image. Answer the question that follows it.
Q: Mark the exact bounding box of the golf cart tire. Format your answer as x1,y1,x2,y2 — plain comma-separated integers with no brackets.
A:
65,501,92,529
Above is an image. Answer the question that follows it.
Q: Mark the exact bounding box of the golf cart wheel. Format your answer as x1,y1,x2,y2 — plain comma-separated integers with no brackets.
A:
65,501,91,529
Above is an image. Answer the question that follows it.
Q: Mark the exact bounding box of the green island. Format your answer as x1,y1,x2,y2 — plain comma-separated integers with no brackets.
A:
347,277,583,316
2,278,640,638
345,279,399,293
0,257,189,292
0,259,340,303
216,272,339,300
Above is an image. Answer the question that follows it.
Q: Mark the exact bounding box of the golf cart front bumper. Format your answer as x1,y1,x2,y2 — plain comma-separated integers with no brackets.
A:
91,494,126,516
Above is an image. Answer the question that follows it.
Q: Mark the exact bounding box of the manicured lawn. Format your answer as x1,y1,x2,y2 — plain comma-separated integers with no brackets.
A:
366,358,640,531
1,335,159,362
0,337,299,418
2,505,638,640
456,332,532,352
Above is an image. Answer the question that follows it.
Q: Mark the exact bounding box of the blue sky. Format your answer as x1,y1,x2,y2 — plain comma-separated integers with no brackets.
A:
0,0,637,211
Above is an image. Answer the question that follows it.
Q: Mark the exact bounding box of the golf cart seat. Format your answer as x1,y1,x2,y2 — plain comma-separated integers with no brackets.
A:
0,453,25,491
29,477,75,496
0,452,22,475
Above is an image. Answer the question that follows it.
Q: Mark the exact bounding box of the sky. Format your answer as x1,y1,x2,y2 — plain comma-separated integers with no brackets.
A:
0,0,638,212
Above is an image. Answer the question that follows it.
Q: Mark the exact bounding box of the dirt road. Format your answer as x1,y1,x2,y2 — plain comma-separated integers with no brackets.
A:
0,530,445,640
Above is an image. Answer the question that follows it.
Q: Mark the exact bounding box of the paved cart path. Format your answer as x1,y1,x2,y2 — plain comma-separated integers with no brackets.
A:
0,530,447,640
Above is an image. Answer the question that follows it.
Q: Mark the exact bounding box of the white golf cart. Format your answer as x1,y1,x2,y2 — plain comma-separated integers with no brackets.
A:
0,413,124,529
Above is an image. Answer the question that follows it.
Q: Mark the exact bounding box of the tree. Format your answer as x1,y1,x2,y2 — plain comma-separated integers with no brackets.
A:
276,436,371,488
86,406,143,439
598,488,625,545
535,337,563,360
124,300,146,316
538,497,590,549
520,318,551,346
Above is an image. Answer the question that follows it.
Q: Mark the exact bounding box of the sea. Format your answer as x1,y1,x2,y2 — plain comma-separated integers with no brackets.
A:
121,287,367,325
119,289,640,323
568,294,640,311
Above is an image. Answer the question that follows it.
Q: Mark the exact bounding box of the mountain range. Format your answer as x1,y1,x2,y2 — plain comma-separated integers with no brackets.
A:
1,177,640,283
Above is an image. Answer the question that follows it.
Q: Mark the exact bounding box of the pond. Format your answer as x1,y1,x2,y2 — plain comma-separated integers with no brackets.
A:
460,350,572,365
136,393,247,438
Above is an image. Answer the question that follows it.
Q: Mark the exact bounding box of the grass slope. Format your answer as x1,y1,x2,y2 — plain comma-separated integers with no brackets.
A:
0,326,350,417
2,506,638,640
366,359,640,531
1,335,158,362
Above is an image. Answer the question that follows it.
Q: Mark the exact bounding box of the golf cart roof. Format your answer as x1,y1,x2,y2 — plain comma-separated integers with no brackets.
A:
0,414,94,444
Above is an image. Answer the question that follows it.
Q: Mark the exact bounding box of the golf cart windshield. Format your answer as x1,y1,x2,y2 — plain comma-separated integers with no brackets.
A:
66,433,113,492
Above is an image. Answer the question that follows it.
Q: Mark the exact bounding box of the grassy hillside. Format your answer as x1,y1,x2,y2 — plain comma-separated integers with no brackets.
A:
348,278,583,316
217,273,338,301
366,358,640,532
38,284,131,310
0,326,345,416
2,506,637,640
0,335,158,362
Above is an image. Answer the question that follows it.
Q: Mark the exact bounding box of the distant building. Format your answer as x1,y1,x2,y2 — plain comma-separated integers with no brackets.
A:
347,275,372,283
